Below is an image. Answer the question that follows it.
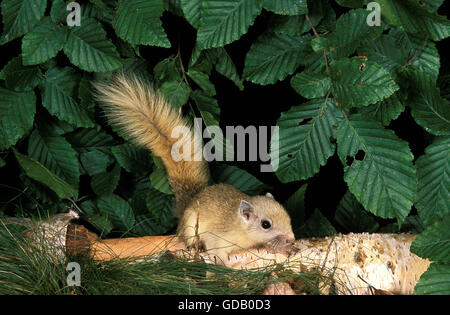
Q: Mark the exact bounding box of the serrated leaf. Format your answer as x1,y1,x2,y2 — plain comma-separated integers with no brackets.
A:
113,0,170,47
150,167,173,195
181,0,201,28
262,0,307,16
271,98,343,183
296,209,336,238
377,0,450,41
145,188,176,234
211,163,268,195
0,87,36,149
415,137,450,225
243,32,311,85
80,150,113,176
2,57,43,92
187,69,216,96
21,17,67,66
334,191,379,233
13,149,77,199
91,163,121,195
290,70,331,99
326,9,382,58
335,0,363,8
65,127,116,154
50,0,67,24
158,80,191,108
408,73,450,136
336,114,417,223
82,213,113,235
1,0,47,44
214,47,244,90
197,0,262,49
358,30,440,81
267,14,310,36
330,58,399,108
359,93,405,126
27,128,80,189
64,18,123,72
97,193,135,232
283,184,307,231
413,263,450,295
411,216,450,263
111,143,153,174
42,67,95,128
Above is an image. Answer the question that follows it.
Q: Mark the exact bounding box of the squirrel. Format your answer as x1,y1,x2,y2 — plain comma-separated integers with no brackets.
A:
93,74,295,264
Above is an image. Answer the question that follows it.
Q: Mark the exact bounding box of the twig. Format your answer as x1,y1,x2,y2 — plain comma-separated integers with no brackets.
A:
407,36,429,65
305,14,329,72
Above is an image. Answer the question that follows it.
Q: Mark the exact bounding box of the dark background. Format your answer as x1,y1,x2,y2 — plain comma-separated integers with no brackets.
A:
1,1,449,229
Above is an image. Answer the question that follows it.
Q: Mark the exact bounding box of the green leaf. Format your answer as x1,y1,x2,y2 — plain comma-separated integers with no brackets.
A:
13,149,77,199
91,163,121,196
283,184,307,232
65,127,116,154
181,0,201,28
150,167,173,195
2,57,43,91
158,80,191,108
408,73,450,136
269,14,310,37
0,87,36,149
145,188,177,234
358,30,440,81
197,0,262,49
42,67,94,128
359,93,405,126
377,0,450,41
27,128,80,189
21,17,68,66
326,9,382,58
262,0,307,16
334,191,379,233
0,157,5,168
411,216,450,263
296,209,336,238
243,32,311,85
413,263,450,295
111,143,153,174
97,193,135,232
330,58,399,108
80,150,113,176
50,0,68,24
271,98,343,183
336,114,417,223
113,0,170,47
415,137,450,226
1,0,47,44
211,163,268,195
187,69,216,96
64,18,123,72
335,0,363,8
214,48,244,90
290,70,331,99
82,213,114,235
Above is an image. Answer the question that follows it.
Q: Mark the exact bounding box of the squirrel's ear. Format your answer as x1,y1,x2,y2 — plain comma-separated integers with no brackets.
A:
238,200,255,222
265,192,274,199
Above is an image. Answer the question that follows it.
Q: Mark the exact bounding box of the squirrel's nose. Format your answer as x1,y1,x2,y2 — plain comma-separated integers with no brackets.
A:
277,234,295,245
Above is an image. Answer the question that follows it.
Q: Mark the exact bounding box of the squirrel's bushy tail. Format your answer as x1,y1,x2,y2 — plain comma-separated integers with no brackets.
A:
93,74,209,216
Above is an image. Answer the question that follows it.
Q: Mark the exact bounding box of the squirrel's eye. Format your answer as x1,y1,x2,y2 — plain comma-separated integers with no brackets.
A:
261,220,271,229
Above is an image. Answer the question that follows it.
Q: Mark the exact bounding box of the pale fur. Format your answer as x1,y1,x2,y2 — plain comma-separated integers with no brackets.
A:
94,74,294,264
93,74,209,216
